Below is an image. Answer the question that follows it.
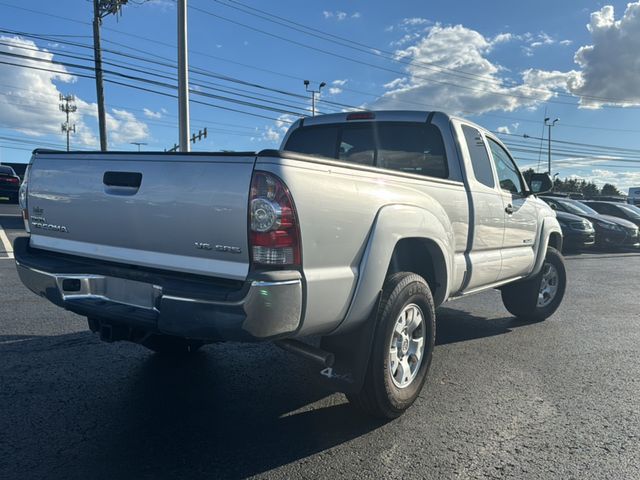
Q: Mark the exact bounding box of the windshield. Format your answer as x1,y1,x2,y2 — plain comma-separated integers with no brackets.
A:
557,199,599,216
0,166,15,175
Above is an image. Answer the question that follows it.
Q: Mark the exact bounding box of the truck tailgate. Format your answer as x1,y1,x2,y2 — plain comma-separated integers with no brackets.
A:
27,152,256,280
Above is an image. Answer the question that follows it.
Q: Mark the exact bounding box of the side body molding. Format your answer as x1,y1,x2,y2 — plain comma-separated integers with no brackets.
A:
332,203,455,335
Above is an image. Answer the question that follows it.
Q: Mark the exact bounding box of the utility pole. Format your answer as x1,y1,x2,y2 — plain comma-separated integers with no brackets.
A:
303,80,326,116
544,117,559,174
59,94,77,152
130,142,147,152
92,0,128,151
178,0,190,152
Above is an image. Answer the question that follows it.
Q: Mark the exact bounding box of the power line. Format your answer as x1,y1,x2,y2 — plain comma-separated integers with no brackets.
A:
192,3,638,109
0,30,340,115
496,131,640,155
214,0,637,106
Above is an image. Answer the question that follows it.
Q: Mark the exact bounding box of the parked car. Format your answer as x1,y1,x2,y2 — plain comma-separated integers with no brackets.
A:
585,200,640,228
540,196,640,249
15,111,565,418
554,211,595,252
0,165,20,203
628,187,640,206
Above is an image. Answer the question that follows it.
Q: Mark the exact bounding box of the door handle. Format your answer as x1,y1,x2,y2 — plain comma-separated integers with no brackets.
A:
505,204,514,214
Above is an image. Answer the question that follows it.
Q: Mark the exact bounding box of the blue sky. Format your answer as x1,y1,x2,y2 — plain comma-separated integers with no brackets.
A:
1,0,640,190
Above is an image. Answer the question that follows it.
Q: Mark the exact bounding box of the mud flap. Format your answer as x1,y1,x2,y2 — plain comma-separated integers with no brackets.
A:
318,311,379,395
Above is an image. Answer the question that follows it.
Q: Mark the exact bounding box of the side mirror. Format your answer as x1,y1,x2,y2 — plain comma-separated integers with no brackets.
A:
527,173,553,195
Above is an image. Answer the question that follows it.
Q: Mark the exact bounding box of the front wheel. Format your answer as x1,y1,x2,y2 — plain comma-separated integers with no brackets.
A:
347,272,436,419
501,247,567,322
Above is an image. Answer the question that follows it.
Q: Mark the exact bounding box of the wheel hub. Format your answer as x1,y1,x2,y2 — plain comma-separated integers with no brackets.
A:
388,303,426,389
537,262,559,308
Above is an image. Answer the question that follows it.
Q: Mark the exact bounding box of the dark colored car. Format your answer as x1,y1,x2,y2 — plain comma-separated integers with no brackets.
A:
0,165,21,203
540,196,640,250
585,201,640,228
554,211,595,252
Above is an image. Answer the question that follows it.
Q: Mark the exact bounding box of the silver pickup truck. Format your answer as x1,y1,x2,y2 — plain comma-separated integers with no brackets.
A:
15,111,565,418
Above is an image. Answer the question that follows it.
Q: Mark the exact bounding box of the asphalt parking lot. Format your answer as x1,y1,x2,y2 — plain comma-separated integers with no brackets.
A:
1,202,639,480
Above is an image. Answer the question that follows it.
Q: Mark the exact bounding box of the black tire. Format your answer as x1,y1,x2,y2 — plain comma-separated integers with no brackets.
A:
347,272,436,419
141,334,203,356
501,247,566,322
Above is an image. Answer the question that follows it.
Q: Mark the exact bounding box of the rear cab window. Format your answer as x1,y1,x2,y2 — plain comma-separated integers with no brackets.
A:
283,121,449,179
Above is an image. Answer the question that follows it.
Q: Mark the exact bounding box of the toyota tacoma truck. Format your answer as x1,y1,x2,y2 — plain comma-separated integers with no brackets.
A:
15,111,566,418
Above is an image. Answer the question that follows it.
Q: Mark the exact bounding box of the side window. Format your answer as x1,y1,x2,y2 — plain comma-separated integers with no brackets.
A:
597,204,615,215
462,125,494,188
339,126,375,166
487,138,524,195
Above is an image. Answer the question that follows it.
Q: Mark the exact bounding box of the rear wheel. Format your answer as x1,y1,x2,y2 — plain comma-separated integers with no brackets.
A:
501,247,566,322
347,272,436,419
141,334,203,356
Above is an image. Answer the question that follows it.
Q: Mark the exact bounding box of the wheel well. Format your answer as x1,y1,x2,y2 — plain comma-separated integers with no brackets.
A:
386,238,447,307
548,232,563,252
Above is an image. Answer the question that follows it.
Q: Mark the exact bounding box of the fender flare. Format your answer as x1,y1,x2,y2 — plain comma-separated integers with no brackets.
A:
330,203,454,335
527,216,563,279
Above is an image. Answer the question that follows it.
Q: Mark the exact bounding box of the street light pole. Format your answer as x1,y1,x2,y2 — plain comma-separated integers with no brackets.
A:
177,0,190,152
544,117,559,174
303,80,326,116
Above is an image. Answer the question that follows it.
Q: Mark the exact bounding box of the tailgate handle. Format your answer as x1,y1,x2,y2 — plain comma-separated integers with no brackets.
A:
103,171,142,188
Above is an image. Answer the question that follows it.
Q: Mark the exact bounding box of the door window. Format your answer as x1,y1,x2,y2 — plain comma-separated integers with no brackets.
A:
487,138,524,195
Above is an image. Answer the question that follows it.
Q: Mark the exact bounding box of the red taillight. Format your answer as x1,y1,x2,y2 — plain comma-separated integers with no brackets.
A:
249,171,301,267
7,177,19,184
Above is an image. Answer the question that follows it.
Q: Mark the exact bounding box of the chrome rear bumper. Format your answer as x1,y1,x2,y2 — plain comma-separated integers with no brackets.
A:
15,238,303,341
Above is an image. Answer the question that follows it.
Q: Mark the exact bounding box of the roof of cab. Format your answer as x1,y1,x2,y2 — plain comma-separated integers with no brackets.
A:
300,110,442,127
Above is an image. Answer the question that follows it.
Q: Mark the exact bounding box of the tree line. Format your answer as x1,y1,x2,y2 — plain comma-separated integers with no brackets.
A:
522,168,623,198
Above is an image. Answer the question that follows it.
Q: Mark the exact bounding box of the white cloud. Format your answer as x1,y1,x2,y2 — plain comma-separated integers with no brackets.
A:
567,2,640,107
323,10,359,21
259,114,296,144
508,3,640,108
328,87,342,95
0,36,149,148
401,18,430,27
107,109,149,144
332,79,348,86
143,108,164,119
146,0,175,11
383,77,408,89
491,33,513,44
374,24,576,114
560,168,640,192
497,126,511,134
263,127,281,142
559,39,573,46
387,18,433,46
